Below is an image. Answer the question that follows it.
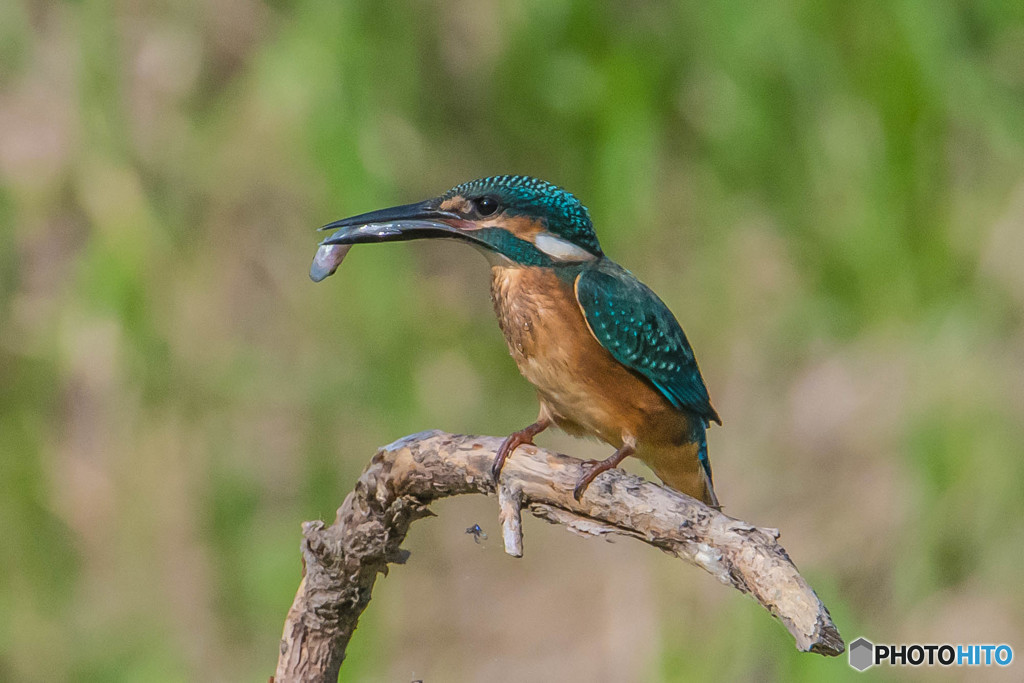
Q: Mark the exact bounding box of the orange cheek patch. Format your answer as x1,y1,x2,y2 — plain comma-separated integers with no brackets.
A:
439,197,546,239
489,216,544,241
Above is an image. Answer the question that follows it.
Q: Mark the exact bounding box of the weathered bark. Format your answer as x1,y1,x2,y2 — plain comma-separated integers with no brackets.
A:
274,430,844,681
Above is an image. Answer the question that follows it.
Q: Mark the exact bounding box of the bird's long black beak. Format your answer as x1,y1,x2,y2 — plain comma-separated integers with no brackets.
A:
311,200,476,282
319,200,467,244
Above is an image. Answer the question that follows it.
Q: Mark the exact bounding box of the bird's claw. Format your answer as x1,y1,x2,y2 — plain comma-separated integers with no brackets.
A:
572,462,602,501
571,445,634,501
491,434,520,485
491,448,508,485
492,419,550,486
490,451,507,485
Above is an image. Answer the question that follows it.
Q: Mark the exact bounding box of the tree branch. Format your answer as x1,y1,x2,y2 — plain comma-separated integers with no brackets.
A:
274,430,844,681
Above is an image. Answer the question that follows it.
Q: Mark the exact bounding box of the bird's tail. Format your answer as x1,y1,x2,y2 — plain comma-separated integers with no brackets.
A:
695,425,720,509
639,422,720,508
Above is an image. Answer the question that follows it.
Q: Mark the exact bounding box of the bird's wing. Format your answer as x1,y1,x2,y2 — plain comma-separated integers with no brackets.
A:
574,263,720,424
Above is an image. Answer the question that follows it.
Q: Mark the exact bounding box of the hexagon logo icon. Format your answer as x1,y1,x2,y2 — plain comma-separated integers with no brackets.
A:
849,637,875,671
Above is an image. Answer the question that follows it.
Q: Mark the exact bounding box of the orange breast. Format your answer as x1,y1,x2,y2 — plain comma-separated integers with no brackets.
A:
489,265,693,449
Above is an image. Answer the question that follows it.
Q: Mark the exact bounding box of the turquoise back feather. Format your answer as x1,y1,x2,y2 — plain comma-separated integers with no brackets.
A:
574,260,720,425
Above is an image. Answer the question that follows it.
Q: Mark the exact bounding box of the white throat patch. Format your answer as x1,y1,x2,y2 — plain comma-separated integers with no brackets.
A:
534,233,597,262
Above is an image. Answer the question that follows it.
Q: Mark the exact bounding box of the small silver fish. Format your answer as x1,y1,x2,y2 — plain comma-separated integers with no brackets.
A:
309,243,352,282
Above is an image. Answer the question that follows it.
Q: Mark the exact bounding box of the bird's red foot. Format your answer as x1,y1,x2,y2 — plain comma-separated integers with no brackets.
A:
491,419,550,484
572,444,635,501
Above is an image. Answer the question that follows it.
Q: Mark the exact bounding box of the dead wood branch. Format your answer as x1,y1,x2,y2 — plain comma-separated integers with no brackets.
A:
274,430,844,681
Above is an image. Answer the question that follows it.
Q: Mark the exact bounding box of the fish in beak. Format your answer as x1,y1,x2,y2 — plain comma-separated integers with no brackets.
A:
310,200,476,282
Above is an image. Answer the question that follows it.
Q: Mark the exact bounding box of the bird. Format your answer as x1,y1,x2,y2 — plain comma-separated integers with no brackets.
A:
311,175,721,506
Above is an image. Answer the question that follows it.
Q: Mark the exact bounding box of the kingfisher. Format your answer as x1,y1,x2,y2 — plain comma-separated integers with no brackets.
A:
311,175,721,506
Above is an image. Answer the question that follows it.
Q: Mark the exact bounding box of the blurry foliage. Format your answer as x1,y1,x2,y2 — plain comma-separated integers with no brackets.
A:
2,0,1023,680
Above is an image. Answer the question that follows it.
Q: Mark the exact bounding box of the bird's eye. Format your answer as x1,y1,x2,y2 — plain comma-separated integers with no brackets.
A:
474,196,500,217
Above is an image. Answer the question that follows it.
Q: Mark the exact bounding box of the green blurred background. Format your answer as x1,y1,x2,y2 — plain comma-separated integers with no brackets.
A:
2,0,1023,680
